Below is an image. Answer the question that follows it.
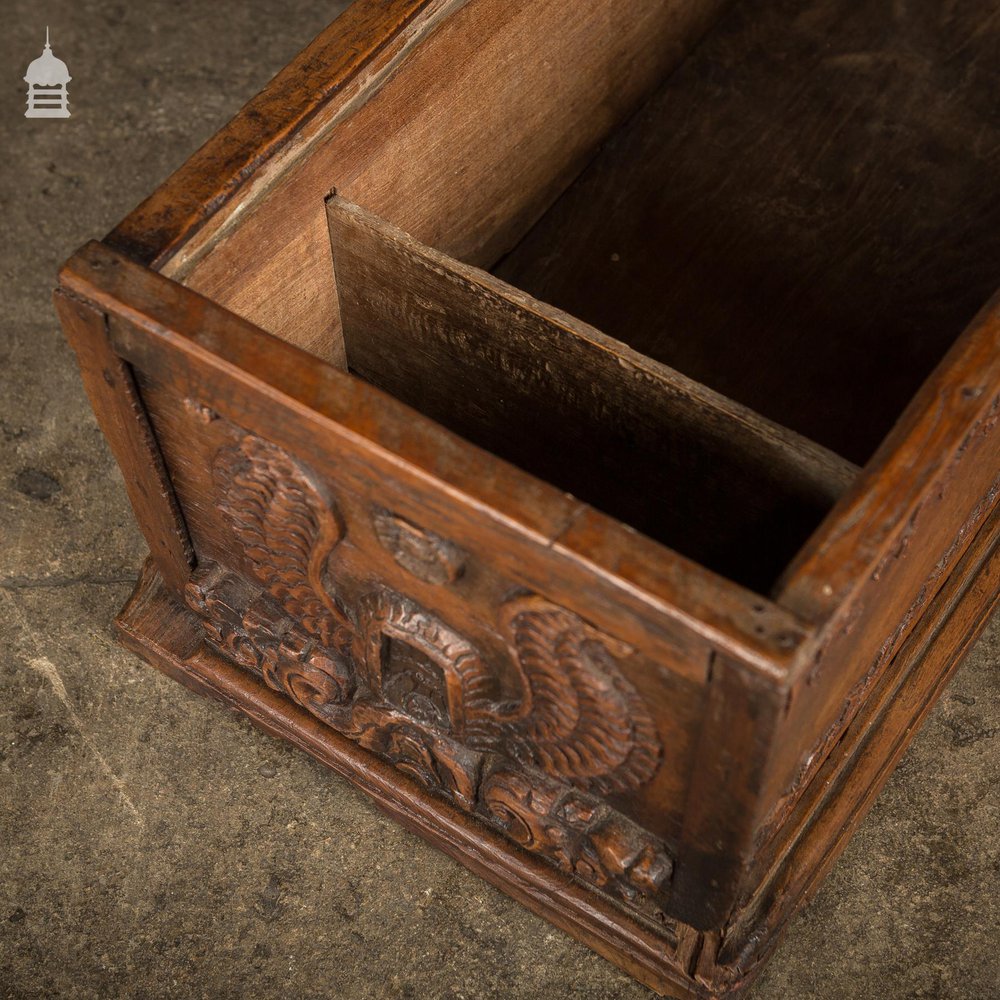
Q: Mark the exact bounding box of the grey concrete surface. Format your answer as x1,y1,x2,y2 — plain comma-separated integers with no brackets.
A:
1,3,997,998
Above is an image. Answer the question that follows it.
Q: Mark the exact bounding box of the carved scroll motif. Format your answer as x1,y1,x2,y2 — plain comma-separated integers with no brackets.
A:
184,565,356,710
188,432,670,911
478,598,661,797
481,768,672,905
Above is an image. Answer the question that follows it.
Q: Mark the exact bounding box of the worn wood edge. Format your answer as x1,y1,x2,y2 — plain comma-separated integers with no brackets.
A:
61,238,812,681
327,194,859,509
164,0,476,285
114,558,723,1000
756,473,1000,853
52,286,195,591
104,0,452,270
721,500,1000,973
777,290,1000,625
756,298,1000,846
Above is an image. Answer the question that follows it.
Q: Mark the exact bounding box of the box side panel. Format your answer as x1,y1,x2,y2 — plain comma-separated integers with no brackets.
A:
764,297,1000,846
719,499,1000,972
58,239,820,946
132,363,707,851
118,559,750,999
53,289,194,590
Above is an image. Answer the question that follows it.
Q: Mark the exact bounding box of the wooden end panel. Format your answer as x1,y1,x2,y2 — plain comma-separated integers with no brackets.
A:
115,560,734,1000
670,653,786,930
720,498,1000,973
764,293,1000,844
53,286,194,591
59,240,825,938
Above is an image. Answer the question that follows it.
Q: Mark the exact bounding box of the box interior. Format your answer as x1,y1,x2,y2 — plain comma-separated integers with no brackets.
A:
493,0,1000,467
328,197,857,593
175,0,1000,594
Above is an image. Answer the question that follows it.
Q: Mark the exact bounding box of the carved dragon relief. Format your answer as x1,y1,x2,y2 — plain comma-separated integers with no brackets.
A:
185,433,670,912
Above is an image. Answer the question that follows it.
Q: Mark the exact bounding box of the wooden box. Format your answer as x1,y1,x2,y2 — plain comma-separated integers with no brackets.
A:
55,1,999,996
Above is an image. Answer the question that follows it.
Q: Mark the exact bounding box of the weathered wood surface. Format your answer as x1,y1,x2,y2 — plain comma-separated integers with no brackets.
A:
765,294,1000,844
53,288,194,591
55,0,1000,993
60,240,810,680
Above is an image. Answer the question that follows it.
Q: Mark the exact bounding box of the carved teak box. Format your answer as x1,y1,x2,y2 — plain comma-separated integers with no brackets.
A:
56,2,999,997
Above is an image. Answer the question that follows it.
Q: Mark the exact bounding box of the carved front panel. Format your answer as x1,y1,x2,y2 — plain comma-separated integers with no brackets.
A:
179,428,671,916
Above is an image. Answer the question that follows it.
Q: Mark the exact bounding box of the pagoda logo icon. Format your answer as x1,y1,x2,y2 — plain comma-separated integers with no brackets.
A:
24,28,71,118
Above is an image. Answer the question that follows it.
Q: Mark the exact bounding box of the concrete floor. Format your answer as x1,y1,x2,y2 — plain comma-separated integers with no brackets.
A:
1,3,997,998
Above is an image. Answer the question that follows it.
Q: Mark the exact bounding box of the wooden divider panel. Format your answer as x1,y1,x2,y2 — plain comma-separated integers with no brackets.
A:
327,196,856,593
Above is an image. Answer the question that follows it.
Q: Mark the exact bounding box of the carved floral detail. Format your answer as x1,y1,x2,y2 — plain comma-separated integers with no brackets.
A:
187,432,671,911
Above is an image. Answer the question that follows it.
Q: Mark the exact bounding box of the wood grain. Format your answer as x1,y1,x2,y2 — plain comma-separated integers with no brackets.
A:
104,0,439,268
60,240,811,682
169,0,729,363
55,0,1000,989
